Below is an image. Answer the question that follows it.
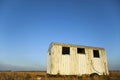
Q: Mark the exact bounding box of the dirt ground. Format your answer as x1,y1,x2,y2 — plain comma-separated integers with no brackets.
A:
0,70,119,80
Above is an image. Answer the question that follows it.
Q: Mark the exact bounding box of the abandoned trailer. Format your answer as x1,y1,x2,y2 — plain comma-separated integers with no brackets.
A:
47,42,109,78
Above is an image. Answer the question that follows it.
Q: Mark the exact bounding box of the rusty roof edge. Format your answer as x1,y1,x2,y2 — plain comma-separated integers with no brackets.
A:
50,42,105,50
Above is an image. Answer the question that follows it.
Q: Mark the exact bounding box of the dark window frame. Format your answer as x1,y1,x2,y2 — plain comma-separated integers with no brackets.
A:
62,47,70,55
93,50,100,58
77,48,85,54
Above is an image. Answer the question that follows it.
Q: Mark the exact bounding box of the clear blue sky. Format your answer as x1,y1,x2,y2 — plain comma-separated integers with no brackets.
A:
0,0,120,70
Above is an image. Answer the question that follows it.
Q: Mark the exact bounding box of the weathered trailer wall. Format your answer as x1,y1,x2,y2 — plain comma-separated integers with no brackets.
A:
47,45,89,75
86,48,109,75
47,49,51,74
47,43,109,76
101,49,109,75
70,47,78,75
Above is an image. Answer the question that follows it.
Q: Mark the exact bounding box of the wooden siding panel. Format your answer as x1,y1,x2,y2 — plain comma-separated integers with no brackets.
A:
47,54,50,73
85,48,92,74
51,45,61,74
70,47,78,75
61,55,70,75
92,58,104,74
91,49,105,75
101,50,109,75
78,54,87,75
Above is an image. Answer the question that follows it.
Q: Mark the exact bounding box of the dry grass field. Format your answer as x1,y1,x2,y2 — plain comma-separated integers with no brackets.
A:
109,70,120,80
0,70,119,80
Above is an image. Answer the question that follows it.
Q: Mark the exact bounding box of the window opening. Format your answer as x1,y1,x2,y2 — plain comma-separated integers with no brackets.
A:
62,47,70,55
93,50,100,58
77,48,85,54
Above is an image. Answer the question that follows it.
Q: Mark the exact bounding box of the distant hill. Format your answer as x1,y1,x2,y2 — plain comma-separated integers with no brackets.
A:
0,63,45,71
